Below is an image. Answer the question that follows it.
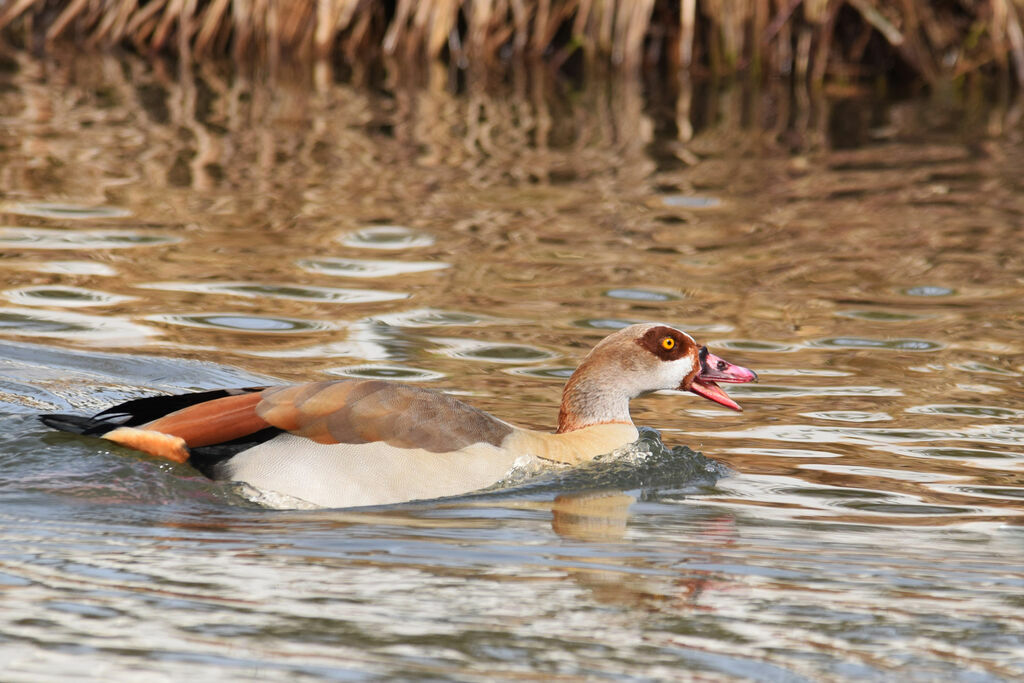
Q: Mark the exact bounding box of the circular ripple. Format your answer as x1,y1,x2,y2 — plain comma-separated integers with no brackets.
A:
371,309,501,327
726,447,843,459
5,261,118,276
604,288,679,302
149,314,332,333
574,318,634,330
760,369,852,377
951,361,1020,376
505,366,576,380
835,310,932,322
141,282,407,304
661,195,722,208
0,307,154,343
430,338,557,364
2,202,132,219
899,447,1018,460
455,345,555,363
840,501,972,515
572,320,734,335
0,227,179,249
3,286,135,308
298,257,449,278
779,486,889,500
325,364,445,381
337,225,434,250
902,285,955,297
714,339,799,353
810,337,943,351
906,404,1022,419
948,486,1024,500
729,384,903,398
801,411,892,422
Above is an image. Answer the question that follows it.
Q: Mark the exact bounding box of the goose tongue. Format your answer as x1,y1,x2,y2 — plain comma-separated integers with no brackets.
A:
687,349,758,412
690,379,743,411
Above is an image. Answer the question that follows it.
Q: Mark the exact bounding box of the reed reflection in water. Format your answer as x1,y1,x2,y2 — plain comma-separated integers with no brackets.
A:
0,52,1023,680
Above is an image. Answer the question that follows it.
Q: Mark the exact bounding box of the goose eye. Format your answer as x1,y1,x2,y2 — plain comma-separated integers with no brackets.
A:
661,337,675,350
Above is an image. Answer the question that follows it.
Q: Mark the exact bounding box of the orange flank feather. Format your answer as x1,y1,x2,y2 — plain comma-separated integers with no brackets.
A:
143,391,270,448
104,427,191,464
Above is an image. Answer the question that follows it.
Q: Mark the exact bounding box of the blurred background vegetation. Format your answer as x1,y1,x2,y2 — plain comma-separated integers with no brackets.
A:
0,0,1022,89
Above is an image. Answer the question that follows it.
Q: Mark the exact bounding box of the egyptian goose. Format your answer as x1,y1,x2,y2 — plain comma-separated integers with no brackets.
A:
40,323,756,508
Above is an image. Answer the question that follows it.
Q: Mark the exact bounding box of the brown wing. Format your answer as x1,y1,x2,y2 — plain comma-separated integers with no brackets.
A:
256,380,513,452
102,379,512,460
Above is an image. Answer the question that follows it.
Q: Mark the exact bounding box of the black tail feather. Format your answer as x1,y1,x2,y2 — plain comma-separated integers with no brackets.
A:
39,413,116,436
40,388,281,480
93,387,266,426
40,386,266,435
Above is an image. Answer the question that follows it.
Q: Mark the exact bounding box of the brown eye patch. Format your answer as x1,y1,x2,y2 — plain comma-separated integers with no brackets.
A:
636,326,694,361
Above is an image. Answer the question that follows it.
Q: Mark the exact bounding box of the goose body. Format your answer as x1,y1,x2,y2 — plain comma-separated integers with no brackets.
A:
41,323,756,508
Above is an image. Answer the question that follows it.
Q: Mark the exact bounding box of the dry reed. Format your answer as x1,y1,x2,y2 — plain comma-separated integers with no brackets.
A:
1,0,1022,86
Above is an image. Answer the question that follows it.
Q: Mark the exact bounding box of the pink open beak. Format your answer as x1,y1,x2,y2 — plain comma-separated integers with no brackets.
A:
686,348,758,411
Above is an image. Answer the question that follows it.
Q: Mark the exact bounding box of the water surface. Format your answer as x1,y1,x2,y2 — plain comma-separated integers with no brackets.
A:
0,53,1022,680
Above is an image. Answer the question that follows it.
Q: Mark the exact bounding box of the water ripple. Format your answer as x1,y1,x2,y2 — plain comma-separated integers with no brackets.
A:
369,308,504,328
1,202,132,219
0,227,178,249
709,475,989,519
574,319,734,334
882,446,1023,461
902,285,955,297
661,194,721,208
800,411,893,422
701,424,1024,447
604,288,680,302
505,366,575,380
2,260,118,276
725,447,844,459
244,341,394,361
836,310,934,322
148,314,333,333
761,369,853,377
3,286,135,308
839,501,974,516
810,337,944,351
298,257,449,278
906,404,1023,419
697,425,956,445
729,384,903,399
325,364,445,381
428,337,557,364
0,307,154,345
713,340,800,353
573,317,638,330
798,463,956,482
338,225,434,249
950,362,1020,377
932,485,1024,501
140,281,407,304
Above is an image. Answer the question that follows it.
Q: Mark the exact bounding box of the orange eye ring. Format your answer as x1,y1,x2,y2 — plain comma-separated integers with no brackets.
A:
661,337,675,350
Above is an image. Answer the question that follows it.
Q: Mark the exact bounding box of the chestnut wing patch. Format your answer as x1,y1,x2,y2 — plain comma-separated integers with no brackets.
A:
145,390,271,447
257,380,513,452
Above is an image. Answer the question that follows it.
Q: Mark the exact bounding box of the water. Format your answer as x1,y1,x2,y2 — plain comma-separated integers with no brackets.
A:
0,52,1023,679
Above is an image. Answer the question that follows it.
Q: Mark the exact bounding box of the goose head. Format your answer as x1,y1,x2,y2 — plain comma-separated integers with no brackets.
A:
557,323,757,432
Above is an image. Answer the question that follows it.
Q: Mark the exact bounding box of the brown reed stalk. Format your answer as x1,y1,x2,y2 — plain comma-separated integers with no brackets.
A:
1003,0,1024,86
678,0,695,68
0,0,1020,87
